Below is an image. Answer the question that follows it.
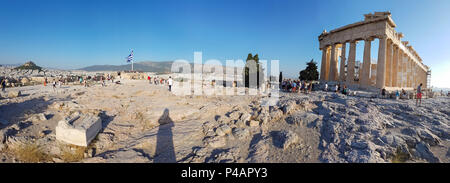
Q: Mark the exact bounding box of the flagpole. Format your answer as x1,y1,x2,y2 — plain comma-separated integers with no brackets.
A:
127,49,134,71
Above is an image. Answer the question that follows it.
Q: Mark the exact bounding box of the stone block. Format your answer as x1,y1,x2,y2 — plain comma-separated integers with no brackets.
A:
8,91,21,98
56,114,102,147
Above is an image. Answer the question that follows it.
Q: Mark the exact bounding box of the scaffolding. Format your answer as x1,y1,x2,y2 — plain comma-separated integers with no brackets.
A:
427,69,431,89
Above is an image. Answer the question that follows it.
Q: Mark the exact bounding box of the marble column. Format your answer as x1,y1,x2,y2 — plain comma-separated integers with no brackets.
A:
399,53,402,88
410,58,414,87
403,54,407,88
320,47,327,81
329,44,338,81
361,38,372,88
424,69,428,88
413,64,416,87
339,43,346,82
406,57,409,87
326,47,331,81
385,39,392,87
407,57,412,87
392,45,398,87
423,70,426,87
415,65,419,87
346,41,356,85
376,36,387,89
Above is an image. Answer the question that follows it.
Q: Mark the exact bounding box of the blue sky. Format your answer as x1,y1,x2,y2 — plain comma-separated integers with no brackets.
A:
0,0,449,88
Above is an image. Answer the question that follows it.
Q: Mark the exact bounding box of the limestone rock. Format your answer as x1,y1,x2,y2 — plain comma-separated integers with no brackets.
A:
351,141,369,150
38,113,48,121
52,157,64,163
100,149,150,163
5,136,29,150
215,124,232,137
21,77,30,84
417,129,440,146
8,91,21,98
56,114,102,147
29,113,48,122
249,120,259,127
240,113,252,123
269,108,283,121
381,134,406,148
95,132,115,150
415,142,440,163
282,101,296,115
234,119,246,128
281,130,300,150
202,121,215,134
232,128,250,139
286,112,319,126
215,127,226,136
0,129,8,144
205,136,226,148
228,111,242,120
271,130,301,150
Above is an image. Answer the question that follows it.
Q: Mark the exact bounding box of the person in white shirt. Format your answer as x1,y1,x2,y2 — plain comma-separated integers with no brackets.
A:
324,82,328,91
168,76,173,92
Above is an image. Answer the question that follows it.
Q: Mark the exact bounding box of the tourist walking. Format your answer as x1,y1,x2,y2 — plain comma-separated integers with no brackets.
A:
101,77,106,87
401,89,407,99
52,80,57,91
1,78,6,92
308,82,313,93
292,81,297,93
168,76,173,92
416,83,423,106
324,82,328,92
342,85,348,95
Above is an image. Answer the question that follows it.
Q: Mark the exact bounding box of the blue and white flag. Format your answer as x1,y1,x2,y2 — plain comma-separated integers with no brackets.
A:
127,50,133,63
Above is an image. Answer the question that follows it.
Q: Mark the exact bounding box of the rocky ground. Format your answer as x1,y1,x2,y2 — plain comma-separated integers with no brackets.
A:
0,78,449,163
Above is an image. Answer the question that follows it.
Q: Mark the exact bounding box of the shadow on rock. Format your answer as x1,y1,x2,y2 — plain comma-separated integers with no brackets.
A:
154,108,176,163
0,96,73,129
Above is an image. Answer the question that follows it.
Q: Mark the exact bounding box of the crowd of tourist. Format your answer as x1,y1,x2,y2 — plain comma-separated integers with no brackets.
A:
280,79,314,94
280,79,351,96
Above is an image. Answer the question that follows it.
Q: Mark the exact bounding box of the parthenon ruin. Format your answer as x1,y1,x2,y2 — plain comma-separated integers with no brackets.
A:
319,11,430,90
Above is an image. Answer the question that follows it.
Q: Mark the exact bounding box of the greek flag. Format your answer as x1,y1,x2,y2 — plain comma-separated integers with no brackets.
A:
127,50,133,63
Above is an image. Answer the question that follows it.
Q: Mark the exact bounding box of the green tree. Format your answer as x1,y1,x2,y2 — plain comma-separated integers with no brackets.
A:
299,59,319,81
244,53,264,88
246,53,253,62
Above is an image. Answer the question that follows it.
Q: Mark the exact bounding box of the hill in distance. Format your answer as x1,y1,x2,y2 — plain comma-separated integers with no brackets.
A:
78,61,236,73
78,61,176,73
14,61,43,71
